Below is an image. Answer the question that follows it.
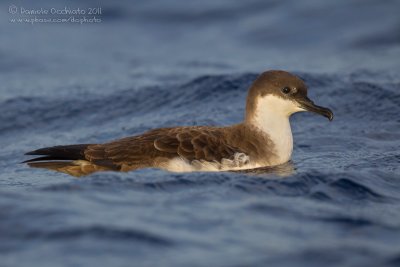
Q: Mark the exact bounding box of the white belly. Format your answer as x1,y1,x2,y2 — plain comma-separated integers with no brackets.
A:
162,153,258,172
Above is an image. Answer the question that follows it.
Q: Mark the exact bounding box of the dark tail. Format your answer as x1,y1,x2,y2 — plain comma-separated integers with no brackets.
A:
23,144,91,163
23,144,99,177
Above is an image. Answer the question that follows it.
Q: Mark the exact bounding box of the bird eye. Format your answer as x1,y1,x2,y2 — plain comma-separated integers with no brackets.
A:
281,87,291,94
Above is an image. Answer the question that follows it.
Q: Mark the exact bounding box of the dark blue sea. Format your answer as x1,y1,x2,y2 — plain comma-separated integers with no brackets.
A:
1,1,399,266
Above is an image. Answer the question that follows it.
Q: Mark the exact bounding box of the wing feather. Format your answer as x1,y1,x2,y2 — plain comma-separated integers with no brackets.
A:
83,127,243,169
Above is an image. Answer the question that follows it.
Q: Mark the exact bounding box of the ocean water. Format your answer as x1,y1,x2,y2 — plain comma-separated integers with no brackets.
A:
1,0,400,267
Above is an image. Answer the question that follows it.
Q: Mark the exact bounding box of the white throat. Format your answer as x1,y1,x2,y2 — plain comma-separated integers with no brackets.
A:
250,95,303,165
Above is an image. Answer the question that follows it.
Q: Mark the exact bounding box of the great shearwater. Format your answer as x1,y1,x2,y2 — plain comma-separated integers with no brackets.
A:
24,70,333,177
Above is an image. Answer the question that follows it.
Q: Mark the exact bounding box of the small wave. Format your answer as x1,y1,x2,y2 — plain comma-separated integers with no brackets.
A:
386,254,400,267
20,225,173,246
0,73,254,135
318,216,373,228
329,177,384,201
41,171,233,193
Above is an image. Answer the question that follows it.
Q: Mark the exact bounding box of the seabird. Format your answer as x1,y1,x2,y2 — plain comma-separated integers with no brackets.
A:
24,70,333,177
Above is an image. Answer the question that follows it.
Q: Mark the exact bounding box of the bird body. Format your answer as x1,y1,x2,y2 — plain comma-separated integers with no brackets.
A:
24,70,333,177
